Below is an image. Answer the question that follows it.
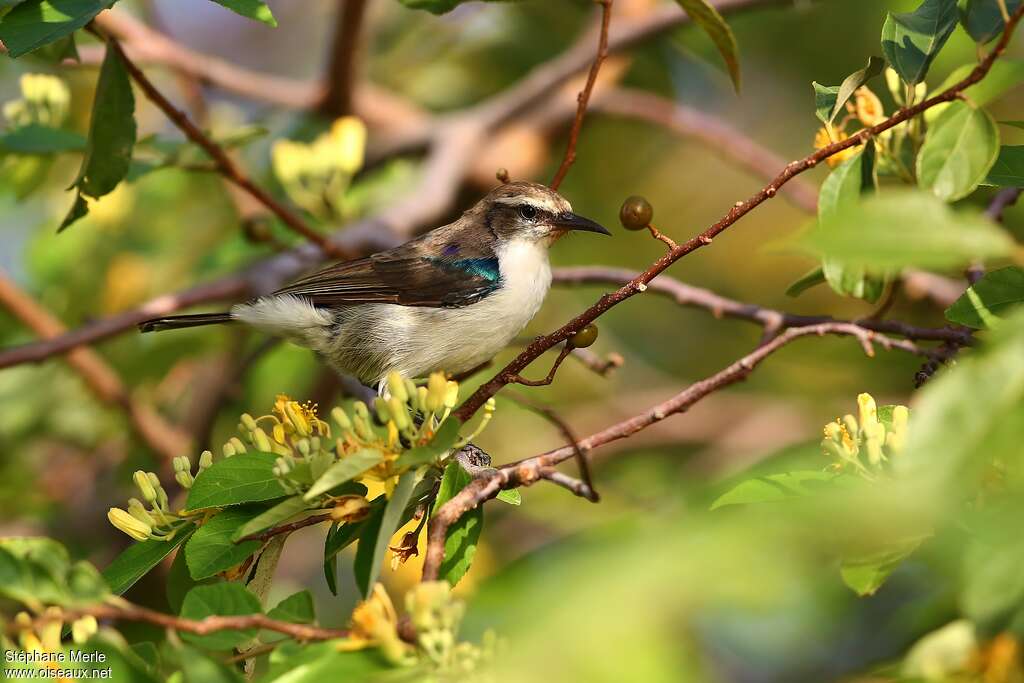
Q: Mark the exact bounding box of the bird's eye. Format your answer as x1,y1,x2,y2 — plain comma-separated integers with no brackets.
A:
518,205,538,221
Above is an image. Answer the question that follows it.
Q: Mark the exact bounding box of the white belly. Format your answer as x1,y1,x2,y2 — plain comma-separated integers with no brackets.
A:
381,239,553,378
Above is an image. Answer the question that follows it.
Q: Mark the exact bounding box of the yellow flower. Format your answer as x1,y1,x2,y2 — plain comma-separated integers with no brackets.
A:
108,507,152,541
339,584,415,665
853,86,886,127
330,495,370,522
321,116,367,175
814,127,860,168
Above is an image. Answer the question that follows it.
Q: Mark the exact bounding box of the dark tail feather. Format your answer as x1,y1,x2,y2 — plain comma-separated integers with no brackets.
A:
138,312,234,333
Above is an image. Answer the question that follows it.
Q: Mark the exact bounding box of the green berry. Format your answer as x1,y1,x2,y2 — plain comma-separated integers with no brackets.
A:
619,196,653,231
569,324,599,348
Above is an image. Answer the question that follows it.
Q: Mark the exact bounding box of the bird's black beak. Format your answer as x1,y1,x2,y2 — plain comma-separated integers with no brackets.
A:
553,212,611,236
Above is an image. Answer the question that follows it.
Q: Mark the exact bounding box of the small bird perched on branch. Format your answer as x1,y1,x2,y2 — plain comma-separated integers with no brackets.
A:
139,182,609,387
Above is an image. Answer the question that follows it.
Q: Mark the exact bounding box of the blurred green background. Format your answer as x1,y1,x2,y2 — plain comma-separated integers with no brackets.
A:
1,1,1022,681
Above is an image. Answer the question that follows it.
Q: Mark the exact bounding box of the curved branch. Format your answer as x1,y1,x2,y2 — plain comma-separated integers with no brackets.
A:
453,6,1024,422
423,321,935,580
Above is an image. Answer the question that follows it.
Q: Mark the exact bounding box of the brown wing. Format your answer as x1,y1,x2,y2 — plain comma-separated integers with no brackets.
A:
272,242,501,309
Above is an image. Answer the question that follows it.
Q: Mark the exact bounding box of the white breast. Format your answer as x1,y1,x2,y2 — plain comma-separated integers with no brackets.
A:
376,238,553,379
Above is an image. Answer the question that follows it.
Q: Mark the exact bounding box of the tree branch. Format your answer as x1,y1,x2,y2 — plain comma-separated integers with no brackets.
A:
424,321,936,580
0,270,188,462
22,600,347,642
89,27,345,258
320,0,371,117
592,87,819,213
549,0,612,190
453,6,1024,422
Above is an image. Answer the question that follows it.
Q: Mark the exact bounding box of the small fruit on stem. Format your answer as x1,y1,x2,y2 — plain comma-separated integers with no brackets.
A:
569,324,599,349
619,195,653,231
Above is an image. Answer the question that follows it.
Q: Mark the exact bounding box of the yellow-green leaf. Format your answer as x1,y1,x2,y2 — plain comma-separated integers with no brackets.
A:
674,0,741,92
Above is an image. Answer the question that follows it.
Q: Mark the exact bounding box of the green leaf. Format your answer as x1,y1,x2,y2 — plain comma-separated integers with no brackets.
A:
984,145,1024,186
209,0,276,26
432,461,483,587
933,59,1024,109
353,472,417,597
798,190,1014,272
185,507,263,580
946,267,1024,328
81,639,160,683
840,538,923,596
819,144,886,302
179,583,262,650
185,452,287,510
267,590,315,624
102,525,195,596
264,642,393,682
396,0,509,15
176,645,244,683
0,0,117,58
0,124,85,155
323,519,366,596
711,471,840,510
73,43,136,199
57,191,88,232
961,0,1022,43
1002,120,1024,130
895,311,1024,488
166,546,214,614
232,495,311,541
812,82,840,126
304,449,383,501
816,56,885,126
674,0,741,92
881,0,959,85
785,267,826,297
962,529,1024,630
394,418,462,469
917,101,1000,201
496,489,522,505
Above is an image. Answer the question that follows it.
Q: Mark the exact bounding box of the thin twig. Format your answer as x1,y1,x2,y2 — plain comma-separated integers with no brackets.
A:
320,0,371,116
0,270,188,462
553,267,970,344
235,513,331,545
88,26,345,258
454,7,1024,422
424,321,937,580
505,390,598,502
549,0,612,190
22,600,347,642
509,345,574,387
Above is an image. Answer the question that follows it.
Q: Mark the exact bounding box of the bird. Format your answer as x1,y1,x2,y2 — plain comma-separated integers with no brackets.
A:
139,182,610,388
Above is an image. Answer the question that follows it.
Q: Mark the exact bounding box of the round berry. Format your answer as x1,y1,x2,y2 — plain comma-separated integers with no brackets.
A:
619,195,653,231
569,324,599,349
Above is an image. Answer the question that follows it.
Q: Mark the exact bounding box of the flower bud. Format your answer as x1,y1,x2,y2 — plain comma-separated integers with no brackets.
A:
199,450,213,470
224,441,237,457
71,615,98,644
173,455,190,474
108,507,152,541
127,498,155,527
330,495,370,522
857,393,878,430
427,372,447,413
284,402,310,436
252,427,273,453
240,413,258,432
133,470,157,503
353,401,370,421
444,381,459,409
374,397,392,424
175,470,194,489
387,372,409,404
229,437,247,454
332,406,353,431
388,396,410,431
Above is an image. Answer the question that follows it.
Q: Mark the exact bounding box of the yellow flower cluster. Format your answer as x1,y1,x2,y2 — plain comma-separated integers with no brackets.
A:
3,74,69,128
813,83,889,168
340,582,496,674
821,393,908,479
271,116,367,219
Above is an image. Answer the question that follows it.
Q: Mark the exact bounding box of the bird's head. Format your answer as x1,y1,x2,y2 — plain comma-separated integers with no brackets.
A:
478,181,610,246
